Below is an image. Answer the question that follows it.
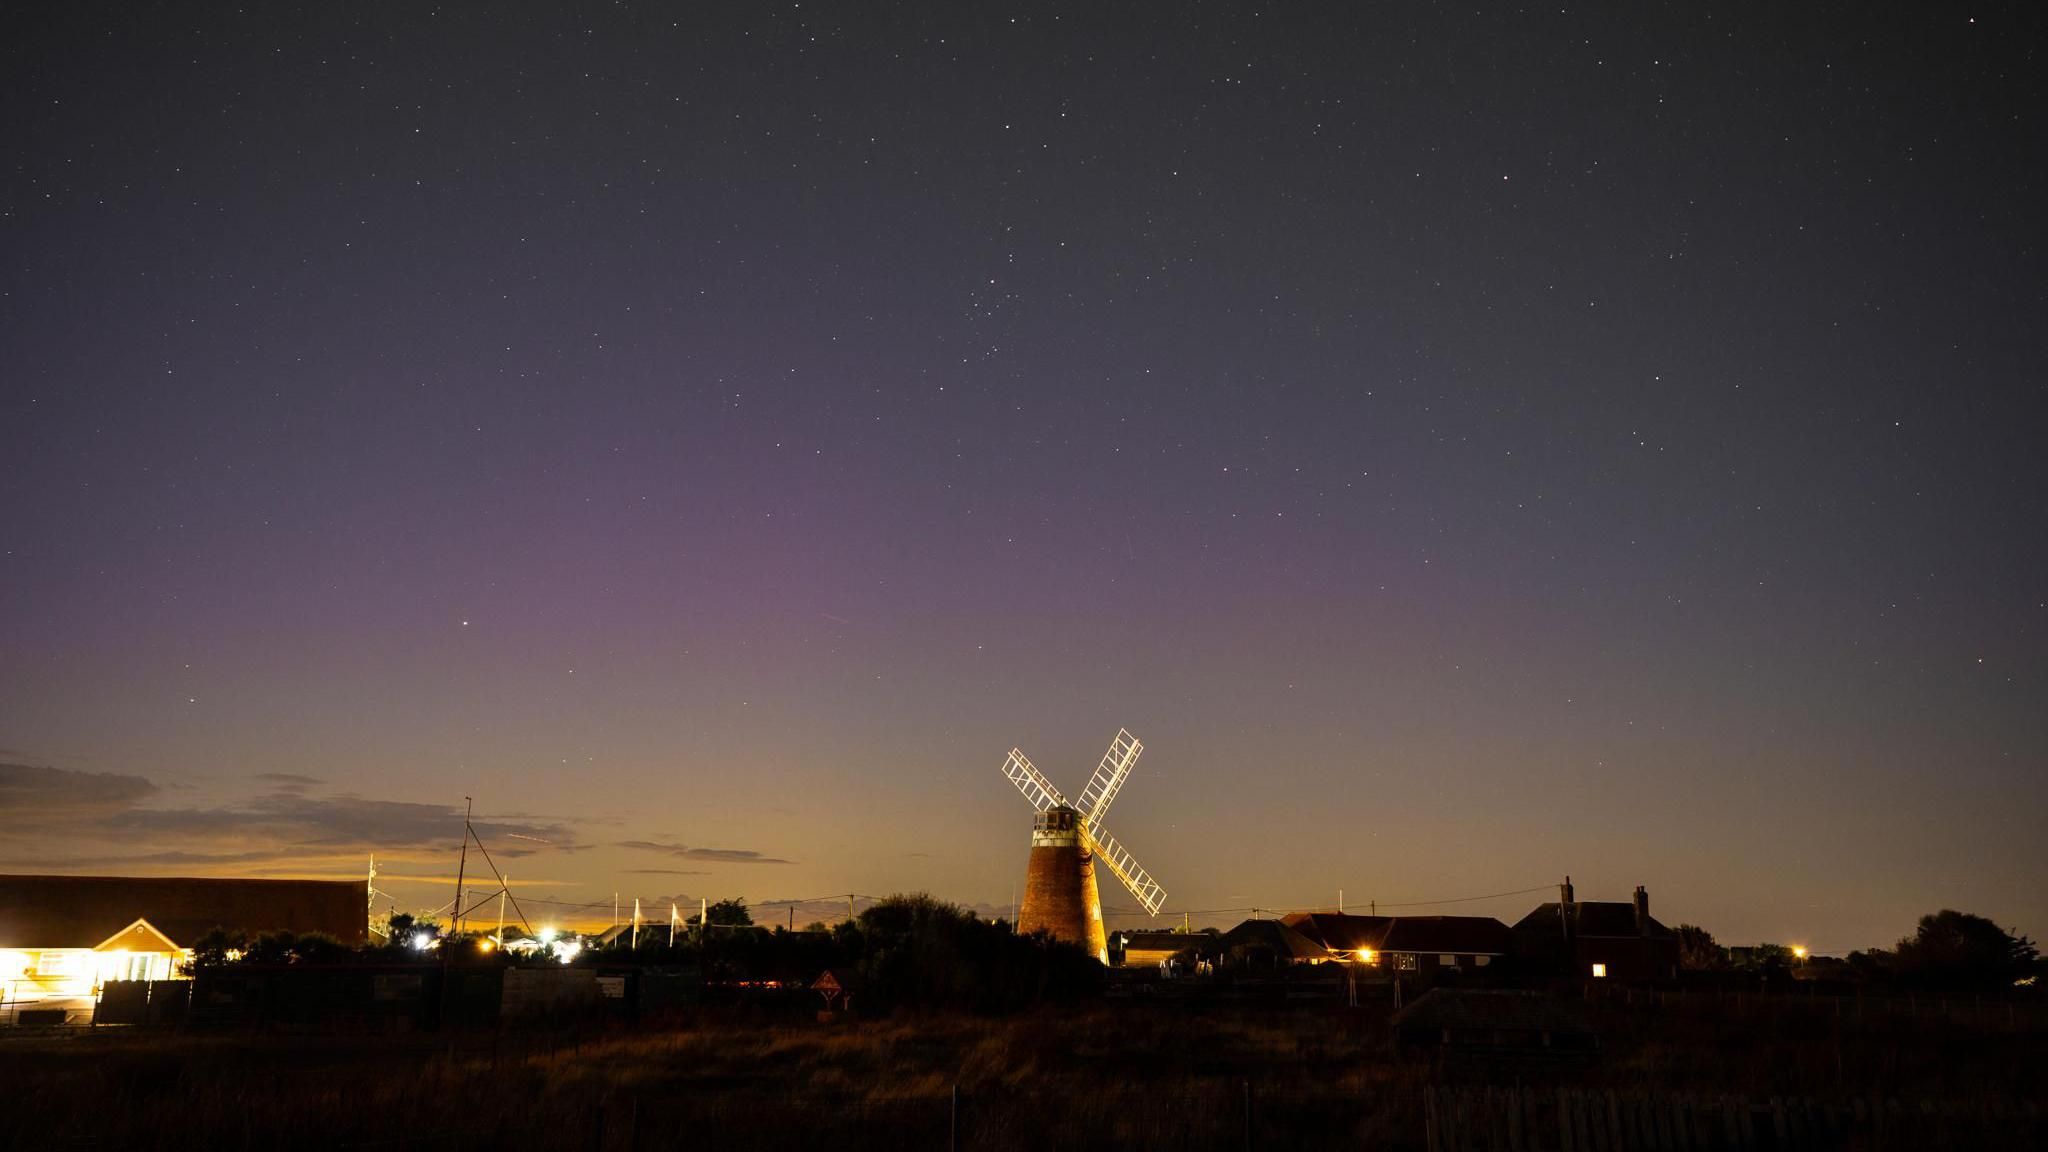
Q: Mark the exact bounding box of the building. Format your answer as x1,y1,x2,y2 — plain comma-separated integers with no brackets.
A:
1511,877,1679,982
1111,929,1219,972
0,874,367,1021
1283,912,1513,976
1216,918,1327,970
1015,806,1109,962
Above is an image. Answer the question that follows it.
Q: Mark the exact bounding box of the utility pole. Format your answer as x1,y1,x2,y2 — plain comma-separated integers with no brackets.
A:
848,893,855,927
700,897,708,943
1339,889,1345,914
632,898,641,949
613,892,619,930
496,877,508,945
670,903,679,947
788,905,794,931
452,797,472,936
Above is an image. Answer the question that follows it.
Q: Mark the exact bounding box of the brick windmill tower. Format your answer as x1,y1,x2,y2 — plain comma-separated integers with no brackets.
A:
1000,729,1167,962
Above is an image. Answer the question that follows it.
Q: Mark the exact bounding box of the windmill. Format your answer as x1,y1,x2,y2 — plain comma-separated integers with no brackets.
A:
1001,728,1166,963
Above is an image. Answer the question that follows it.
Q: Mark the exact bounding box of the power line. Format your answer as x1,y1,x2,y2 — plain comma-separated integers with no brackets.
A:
1098,883,1556,920
1368,884,1556,909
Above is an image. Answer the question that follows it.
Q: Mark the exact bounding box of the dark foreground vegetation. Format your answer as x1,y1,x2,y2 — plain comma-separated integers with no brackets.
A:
15,897,2040,1148
198,893,1109,1016
6,986,2044,1151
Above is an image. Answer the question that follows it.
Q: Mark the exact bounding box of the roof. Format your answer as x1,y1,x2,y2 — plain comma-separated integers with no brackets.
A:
96,919,182,953
1282,913,1510,955
1220,918,1326,961
1117,930,1218,956
1283,913,1393,952
1392,988,1594,1036
1512,902,1674,940
1380,916,1514,955
0,874,368,949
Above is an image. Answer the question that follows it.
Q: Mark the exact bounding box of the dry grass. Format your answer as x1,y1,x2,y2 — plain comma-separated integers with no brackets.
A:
2,996,2037,1149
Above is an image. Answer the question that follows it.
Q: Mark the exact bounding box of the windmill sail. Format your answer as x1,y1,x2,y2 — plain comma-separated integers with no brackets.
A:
1002,748,1066,812
1076,728,1143,825
1084,823,1166,916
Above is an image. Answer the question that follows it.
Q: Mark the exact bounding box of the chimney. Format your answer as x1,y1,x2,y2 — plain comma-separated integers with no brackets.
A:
1633,885,1649,937
1560,876,1575,907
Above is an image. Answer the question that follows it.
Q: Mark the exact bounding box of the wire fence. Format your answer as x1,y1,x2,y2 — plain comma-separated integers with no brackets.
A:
302,1084,2048,1152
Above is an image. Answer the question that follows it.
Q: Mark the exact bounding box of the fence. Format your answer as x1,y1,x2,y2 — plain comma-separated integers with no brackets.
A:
555,1084,1413,1152
500,1084,2048,1152
1421,1085,2046,1152
1583,983,2048,1028
93,980,190,1025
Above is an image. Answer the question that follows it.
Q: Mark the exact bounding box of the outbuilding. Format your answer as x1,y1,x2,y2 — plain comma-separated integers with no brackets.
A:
0,873,367,1022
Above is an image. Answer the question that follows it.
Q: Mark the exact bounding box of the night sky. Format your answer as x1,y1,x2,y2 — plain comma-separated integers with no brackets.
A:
4,3,2044,949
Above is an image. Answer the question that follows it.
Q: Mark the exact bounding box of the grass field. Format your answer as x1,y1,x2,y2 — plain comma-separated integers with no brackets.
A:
4,991,2041,1149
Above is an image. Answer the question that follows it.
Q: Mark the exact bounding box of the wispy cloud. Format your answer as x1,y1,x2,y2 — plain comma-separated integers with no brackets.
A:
616,839,793,865
0,763,157,828
621,867,711,876
0,762,579,873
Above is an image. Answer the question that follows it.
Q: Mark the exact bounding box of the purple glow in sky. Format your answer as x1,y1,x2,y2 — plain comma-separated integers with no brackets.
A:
3,3,2044,948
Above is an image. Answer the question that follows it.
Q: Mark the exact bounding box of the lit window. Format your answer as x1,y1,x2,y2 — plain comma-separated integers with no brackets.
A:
1439,954,1457,966
1591,963,1607,978
1474,956,1490,967
1394,953,1418,971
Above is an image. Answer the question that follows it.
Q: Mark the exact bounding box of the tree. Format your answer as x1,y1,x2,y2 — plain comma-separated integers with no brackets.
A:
1733,943,1796,974
848,892,1101,1013
382,911,427,951
291,932,349,964
1894,910,2037,988
182,927,244,974
1674,924,1725,971
243,930,299,965
686,898,753,928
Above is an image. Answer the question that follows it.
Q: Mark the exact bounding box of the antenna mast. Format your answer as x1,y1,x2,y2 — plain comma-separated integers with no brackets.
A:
452,797,472,936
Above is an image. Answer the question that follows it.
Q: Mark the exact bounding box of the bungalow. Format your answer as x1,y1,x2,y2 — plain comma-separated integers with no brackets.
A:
0,874,367,1022
1510,877,1679,982
1217,918,1327,971
1283,912,1513,975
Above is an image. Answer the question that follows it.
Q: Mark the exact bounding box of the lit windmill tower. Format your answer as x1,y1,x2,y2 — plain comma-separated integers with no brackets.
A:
1000,728,1166,963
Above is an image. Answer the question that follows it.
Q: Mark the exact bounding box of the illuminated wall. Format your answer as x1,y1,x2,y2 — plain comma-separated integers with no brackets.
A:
2,922,188,1019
